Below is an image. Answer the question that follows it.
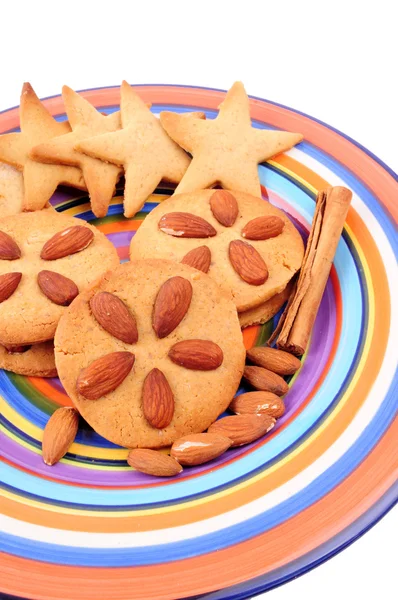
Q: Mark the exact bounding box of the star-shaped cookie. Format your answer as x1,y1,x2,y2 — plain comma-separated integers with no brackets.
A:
0,83,86,211
31,86,122,217
76,81,192,218
160,81,303,197
0,163,24,217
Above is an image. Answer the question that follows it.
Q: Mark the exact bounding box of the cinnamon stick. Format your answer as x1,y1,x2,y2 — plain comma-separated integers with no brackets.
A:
272,186,352,356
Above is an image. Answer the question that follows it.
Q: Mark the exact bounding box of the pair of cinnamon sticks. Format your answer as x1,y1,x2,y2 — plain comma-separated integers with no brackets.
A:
269,186,352,356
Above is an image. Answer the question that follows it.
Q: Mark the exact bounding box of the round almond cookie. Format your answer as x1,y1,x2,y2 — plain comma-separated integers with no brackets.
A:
0,341,57,377
54,259,246,448
0,210,119,345
129,189,304,312
238,281,293,329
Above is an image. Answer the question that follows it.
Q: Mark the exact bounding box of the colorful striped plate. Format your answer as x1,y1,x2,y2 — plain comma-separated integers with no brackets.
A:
0,85,397,600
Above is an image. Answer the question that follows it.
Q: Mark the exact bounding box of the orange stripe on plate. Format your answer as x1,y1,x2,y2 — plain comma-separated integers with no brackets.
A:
27,378,72,407
1,183,390,534
273,155,331,191
242,326,258,349
1,419,396,600
96,221,141,234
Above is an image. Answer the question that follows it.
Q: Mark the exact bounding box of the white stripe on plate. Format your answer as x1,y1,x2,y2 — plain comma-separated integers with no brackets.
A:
1,151,396,548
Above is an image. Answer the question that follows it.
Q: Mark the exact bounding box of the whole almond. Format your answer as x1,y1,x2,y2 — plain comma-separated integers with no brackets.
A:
90,292,138,344
0,231,21,260
229,391,285,418
38,270,79,306
243,366,289,396
229,240,268,286
168,339,223,370
171,433,232,466
42,407,79,466
246,346,301,375
127,449,182,477
0,272,22,303
77,351,135,400
41,225,94,260
208,414,275,447
159,212,217,238
142,368,174,429
242,216,285,240
210,190,239,227
153,276,192,338
181,246,211,273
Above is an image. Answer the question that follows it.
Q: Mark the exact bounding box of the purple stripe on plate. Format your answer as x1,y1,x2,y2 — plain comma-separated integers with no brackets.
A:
3,282,336,489
105,231,135,247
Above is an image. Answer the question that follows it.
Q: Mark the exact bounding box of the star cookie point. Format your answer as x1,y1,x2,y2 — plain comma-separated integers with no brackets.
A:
161,81,303,197
77,81,191,218
0,83,86,211
31,86,123,217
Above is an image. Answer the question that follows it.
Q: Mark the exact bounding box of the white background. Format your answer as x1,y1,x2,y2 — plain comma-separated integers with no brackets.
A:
0,1,396,598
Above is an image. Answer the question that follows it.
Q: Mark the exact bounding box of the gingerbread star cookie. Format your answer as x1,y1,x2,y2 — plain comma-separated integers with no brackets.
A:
31,86,122,217
0,83,86,211
130,189,304,312
76,81,192,218
55,259,245,448
160,81,303,197
0,163,24,216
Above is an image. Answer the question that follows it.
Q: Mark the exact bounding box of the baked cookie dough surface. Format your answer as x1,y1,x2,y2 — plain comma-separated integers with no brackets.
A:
130,190,304,312
239,283,292,329
0,210,119,345
0,164,24,217
55,259,246,448
0,340,57,377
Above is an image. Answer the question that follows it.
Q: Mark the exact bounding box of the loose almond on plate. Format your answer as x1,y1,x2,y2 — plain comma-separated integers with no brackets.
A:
243,366,289,396
229,391,285,419
42,407,79,466
208,414,275,447
171,433,232,466
41,225,94,260
127,449,182,477
246,346,301,375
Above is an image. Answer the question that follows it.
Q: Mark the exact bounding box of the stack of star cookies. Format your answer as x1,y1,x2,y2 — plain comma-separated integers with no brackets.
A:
0,79,304,379
0,79,311,476
0,82,303,366
0,81,205,218
0,83,87,214
0,80,302,219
